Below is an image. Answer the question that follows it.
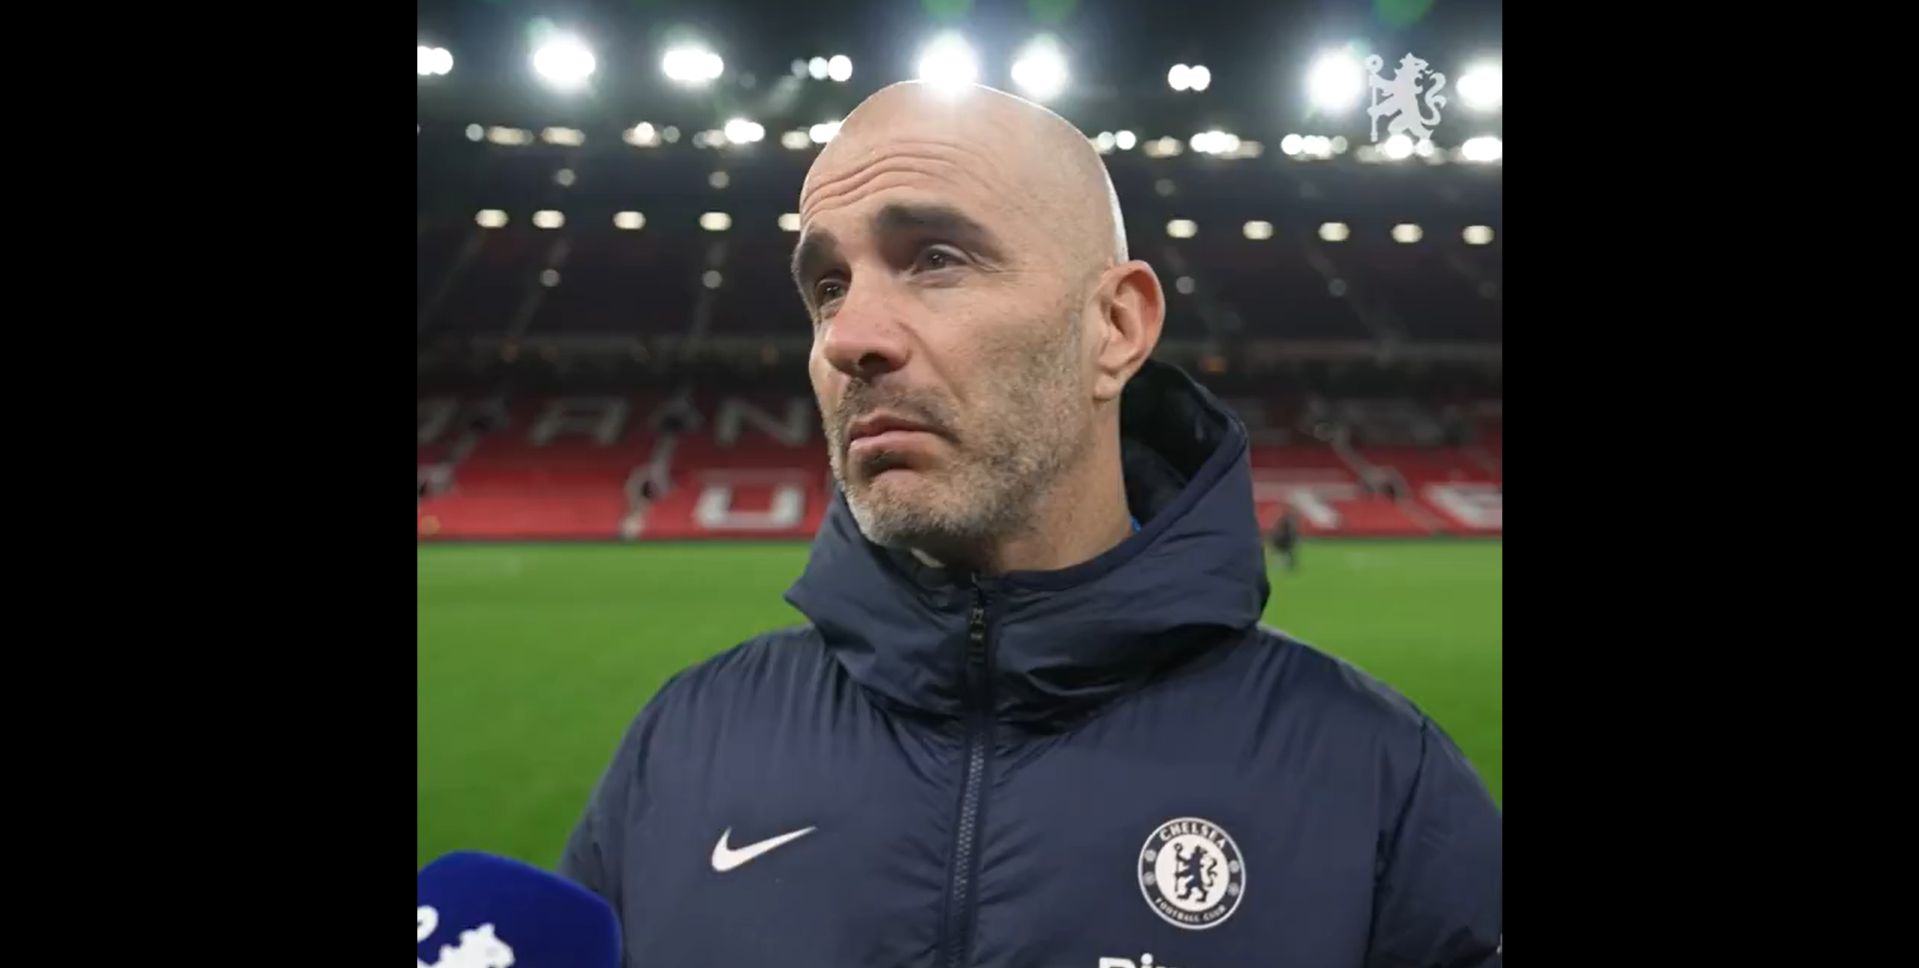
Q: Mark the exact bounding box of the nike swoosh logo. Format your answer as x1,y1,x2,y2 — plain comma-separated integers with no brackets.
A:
711,826,817,872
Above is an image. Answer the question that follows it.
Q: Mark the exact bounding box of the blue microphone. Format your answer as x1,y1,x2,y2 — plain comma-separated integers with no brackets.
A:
417,851,620,968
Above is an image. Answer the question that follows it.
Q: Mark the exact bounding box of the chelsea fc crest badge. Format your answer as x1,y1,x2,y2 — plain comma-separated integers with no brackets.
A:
1138,817,1245,930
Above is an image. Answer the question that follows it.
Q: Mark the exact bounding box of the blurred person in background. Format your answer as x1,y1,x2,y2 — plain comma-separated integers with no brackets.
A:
1270,504,1302,571
560,81,1500,966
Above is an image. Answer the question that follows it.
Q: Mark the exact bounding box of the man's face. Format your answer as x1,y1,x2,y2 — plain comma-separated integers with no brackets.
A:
794,132,1096,555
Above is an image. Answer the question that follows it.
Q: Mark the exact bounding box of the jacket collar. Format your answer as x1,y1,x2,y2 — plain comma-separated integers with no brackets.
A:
784,360,1270,726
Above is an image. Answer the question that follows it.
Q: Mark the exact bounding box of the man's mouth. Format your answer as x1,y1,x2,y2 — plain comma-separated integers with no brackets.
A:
847,412,942,443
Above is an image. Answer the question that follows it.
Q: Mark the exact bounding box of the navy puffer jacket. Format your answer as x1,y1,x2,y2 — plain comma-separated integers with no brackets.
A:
561,360,1502,967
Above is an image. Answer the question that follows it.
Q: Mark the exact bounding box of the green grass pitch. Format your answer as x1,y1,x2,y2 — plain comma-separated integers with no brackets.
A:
418,540,1501,869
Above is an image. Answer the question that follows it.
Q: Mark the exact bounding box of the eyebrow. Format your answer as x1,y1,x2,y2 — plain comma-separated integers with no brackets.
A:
790,202,1005,297
791,228,841,298
872,202,1000,255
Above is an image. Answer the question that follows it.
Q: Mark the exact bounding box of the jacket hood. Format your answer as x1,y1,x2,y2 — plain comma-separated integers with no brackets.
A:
784,359,1270,726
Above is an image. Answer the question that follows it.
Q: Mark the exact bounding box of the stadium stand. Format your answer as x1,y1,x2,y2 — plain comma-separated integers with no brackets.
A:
428,225,549,336
1203,236,1370,340
414,64,1501,543
1329,235,1500,342
418,390,1500,540
529,229,695,336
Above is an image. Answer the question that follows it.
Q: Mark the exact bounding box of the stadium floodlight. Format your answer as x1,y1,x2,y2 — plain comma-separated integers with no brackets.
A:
475,209,508,228
663,44,725,86
1459,63,1501,111
779,213,802,232
808,57,829,80
723,119,765,145
827,54,853,82
1392,223,1423,243
1280,134,1303,156
1331,135,1350,154
1188,65,1211,91
1306,49,1365,113
1174,276,1196,295
1414,138,1435,158
781,130,812,150
532,34,596,90
614,211,646,230
1243,220,1274,240
465,124,484,142
709,171,730,189
1193,130,1240,155
1461,136,1503,162
486,126,532,146
917,34,979,89
1115,130,1137,150
1382,133,1414,160
1301,135,1333,158
1166,219,1197,239
623,122,659,147
1010,37,1068,101
809,121,842,144
1143,136,1184,158
1168,64,1191,91
418,46,454,77
703,270,723,289
1319,221,1350,242
533,210,565,229
700,212,732,231
555,168,576,187
540,269,561,287
542,127,585,146
1463,225,1494,245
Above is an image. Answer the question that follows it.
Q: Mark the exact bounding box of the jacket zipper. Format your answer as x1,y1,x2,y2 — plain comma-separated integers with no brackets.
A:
941,585,993,968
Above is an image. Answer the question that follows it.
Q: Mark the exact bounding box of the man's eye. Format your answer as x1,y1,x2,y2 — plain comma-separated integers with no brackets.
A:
918,246,963,270
815,279,846,304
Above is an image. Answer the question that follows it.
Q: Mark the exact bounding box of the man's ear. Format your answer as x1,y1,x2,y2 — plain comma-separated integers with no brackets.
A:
1092,260,1165,403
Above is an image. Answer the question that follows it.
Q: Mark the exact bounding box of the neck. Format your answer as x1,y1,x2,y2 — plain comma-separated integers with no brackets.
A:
916,430,1133,576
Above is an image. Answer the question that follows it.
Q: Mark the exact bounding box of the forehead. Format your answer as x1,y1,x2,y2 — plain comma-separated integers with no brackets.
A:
799,132,1027,238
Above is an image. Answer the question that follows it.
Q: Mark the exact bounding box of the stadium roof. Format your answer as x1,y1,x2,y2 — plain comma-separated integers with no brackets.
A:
417,0,1502,145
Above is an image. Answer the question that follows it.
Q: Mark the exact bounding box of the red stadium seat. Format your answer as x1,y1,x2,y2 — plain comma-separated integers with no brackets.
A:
417,393,1501,541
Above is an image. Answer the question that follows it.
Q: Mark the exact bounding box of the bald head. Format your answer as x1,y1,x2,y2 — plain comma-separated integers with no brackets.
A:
795,81,1166,571
802,81,1128,276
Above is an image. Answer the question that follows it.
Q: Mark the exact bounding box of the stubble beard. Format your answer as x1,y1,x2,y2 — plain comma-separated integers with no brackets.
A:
826,311,1090,561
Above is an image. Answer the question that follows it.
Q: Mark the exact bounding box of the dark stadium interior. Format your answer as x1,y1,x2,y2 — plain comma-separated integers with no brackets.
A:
417,134,1501,339
417,2,1506,908
416,0,1500,541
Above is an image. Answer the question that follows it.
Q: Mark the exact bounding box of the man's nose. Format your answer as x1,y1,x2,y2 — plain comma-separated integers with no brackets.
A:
818,282,911,381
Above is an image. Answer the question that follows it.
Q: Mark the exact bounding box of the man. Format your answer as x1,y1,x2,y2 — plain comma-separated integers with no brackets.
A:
560,82,1501,967
1270,504,1302,571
